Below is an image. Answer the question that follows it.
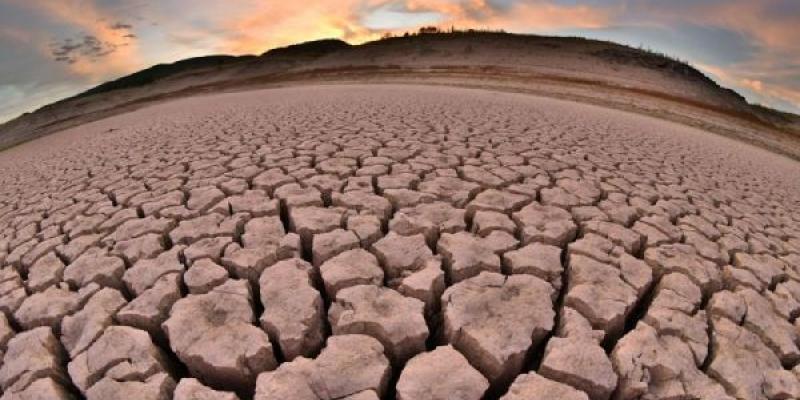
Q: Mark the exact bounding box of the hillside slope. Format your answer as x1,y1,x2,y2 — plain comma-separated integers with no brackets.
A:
1,31,797,156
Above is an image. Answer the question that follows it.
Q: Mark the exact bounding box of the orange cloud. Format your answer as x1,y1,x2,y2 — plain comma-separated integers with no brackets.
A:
741,78,763,93
403,0,611,30
216,0,611,55
698,63,800,110
485,2,610,30
744,81,800,110
404,0,498,20
220,1,388,55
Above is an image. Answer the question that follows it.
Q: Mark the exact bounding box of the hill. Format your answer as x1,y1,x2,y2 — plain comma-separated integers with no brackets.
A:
77,55,255,98
1,30,797,157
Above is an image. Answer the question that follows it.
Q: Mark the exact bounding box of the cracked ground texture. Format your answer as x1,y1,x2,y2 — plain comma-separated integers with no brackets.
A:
0,84,799,400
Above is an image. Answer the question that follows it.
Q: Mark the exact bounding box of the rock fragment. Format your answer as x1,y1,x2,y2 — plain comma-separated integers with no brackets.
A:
117,273,182,338
442,272,555,385
733,253,787,290
418,176,480,208
67,325,172,394
184,259,229,294
503,243,563,292
26,252,64,292
513,202,577,246
14,285,84,331
259,258,325,361
64,247,125,290
221,216,298,282
472,210,516,236
396,345,489,400
0,327,66,393
85,373,175,400
289,206,345,250
738,288,800,366
60,287,127,357
763,369,800,400
437,231,501,283
320,249,384,298
332,192,392,223
539,337,617,400
254,334,390,400
169,213,244,246
123,246,185,296
188,186,227,212
466,189,529,217
371,232,434,282
312,229,359,267
644,244,720,295
329,285,428,364
184,236,233,265
501,372,589,400
346,215,382,248
174,378,240,400
0,313,13,351
582,221,643,255
212,190,279,217
162,279,276,391
557,307,605,344
612,322,730,400
563,254,645,338
0,266,26,316
389,202,466,246
111,232,165,265
396,257,446,316
706,317,782,400
0,377,73,399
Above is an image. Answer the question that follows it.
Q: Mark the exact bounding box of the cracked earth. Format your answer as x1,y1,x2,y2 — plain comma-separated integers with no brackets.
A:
0,84,799,400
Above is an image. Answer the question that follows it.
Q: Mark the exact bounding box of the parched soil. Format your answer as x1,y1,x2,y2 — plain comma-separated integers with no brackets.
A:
0,84,799,400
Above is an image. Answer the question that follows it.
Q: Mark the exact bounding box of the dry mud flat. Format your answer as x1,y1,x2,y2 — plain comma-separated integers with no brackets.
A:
0,84,799,400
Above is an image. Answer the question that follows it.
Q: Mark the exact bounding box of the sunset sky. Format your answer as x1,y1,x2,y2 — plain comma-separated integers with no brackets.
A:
1,0,798,122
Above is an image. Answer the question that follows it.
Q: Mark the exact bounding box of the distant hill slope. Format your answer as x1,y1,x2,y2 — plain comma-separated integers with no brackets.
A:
73,39,352,99
77,55,255,98
1,31,797,156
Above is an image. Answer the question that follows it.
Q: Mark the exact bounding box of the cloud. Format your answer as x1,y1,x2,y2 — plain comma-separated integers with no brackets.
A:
1,0,798,120
627,1,799,54
49,32,134,64
211,0,612,55
8,0,144,79
542,0,799,113
217,1,385,55
741,78,763,93
397,0,612,31
698,63,800,111
363,3,443,30
109,22,133,30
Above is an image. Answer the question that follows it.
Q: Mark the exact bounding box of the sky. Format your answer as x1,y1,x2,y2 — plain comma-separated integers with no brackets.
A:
0,0,798,123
